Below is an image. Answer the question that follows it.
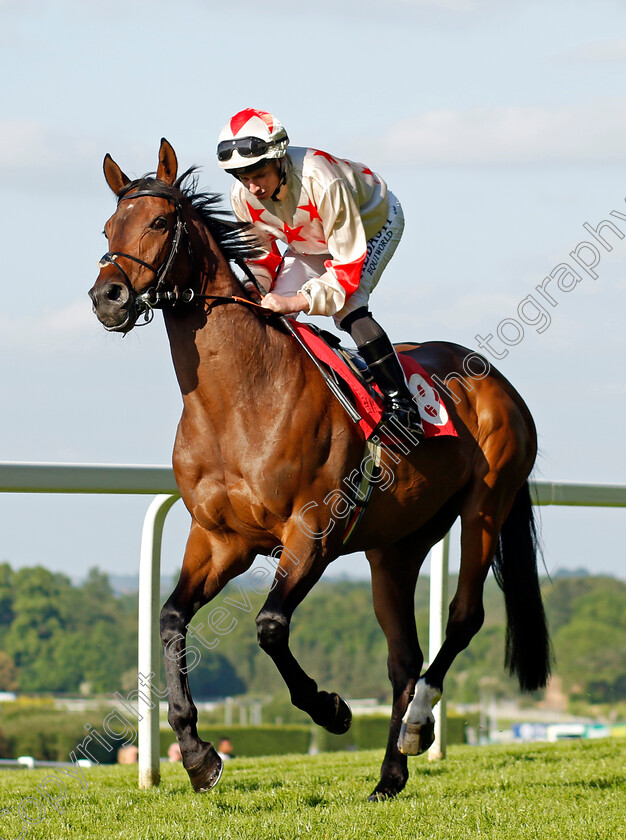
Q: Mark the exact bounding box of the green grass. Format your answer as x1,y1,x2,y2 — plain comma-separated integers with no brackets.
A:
0,740,623,839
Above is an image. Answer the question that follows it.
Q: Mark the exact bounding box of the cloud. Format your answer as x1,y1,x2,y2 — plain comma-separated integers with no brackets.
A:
0,300,100,354
370,100,626,166
181,0,490,16
562,38,626,62
0,121,62,168
395,0,479,8
0,120,155,195
0,120,99,193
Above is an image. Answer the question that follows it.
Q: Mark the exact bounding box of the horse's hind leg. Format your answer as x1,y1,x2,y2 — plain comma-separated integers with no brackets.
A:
398,488,511,756
365,536,427,801
159,521,253,792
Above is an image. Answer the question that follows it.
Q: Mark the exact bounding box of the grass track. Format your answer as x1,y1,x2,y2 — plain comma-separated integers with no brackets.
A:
0,739,624,839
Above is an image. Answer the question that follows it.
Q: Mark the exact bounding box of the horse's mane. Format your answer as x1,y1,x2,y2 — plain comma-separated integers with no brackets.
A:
118,167,261,263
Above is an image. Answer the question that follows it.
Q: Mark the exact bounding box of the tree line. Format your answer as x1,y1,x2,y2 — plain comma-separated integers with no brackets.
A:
0,562,624,705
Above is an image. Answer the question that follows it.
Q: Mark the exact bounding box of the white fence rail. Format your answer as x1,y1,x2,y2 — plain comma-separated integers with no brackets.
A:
0,461,178,495
0,461,180,788
0,462,625,788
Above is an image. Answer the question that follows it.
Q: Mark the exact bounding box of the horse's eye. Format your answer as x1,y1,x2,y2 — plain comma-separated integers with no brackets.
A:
151,216,167,231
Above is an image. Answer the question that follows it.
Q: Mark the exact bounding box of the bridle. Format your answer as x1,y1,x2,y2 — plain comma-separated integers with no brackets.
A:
96,181,361,421
98,188,193,330
98,185,272,332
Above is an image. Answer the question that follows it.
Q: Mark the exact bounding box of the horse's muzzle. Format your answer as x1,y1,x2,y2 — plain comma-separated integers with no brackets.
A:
89,280,137,332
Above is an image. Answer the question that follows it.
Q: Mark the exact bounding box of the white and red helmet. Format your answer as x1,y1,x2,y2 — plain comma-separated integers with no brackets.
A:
217,108,289,172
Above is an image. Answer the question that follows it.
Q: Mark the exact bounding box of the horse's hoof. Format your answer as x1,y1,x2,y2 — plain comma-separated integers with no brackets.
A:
367,790,392,803
367,766,407,801
367,778,405,802
320,692,352,735
397,720,435,755
184,743,224,793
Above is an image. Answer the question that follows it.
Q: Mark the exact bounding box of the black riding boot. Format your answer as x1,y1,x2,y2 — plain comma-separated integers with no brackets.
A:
358,335,425,438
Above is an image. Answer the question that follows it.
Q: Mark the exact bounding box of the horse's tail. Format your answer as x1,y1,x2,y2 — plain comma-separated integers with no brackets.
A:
492,481,552,692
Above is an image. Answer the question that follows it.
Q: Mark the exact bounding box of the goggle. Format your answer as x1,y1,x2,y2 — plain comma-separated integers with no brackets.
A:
217,136,276,162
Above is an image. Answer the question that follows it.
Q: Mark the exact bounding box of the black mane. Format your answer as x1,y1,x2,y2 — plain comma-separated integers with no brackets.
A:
118,167,261,263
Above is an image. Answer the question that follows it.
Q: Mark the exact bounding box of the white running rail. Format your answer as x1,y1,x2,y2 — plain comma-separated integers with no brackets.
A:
1,463,625,785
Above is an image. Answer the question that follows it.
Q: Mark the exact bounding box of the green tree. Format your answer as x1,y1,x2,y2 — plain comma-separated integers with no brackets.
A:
543,576,626,702
3,565,137,693
0,651,18,691
0,563,15,636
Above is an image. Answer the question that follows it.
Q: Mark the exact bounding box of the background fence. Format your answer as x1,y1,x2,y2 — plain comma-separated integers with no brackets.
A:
1,462,625,787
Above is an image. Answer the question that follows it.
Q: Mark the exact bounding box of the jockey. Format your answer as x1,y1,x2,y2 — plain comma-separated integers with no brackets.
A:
216,107,423,437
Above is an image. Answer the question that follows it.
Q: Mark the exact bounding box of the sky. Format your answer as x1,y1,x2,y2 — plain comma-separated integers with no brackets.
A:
1,0,625,589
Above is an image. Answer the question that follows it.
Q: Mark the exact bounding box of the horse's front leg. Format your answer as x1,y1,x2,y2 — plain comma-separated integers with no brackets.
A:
255,528,352,735
159,521,253,792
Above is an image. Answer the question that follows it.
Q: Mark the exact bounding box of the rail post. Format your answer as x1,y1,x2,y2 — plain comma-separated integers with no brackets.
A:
137,493,179,789
428,532,450,761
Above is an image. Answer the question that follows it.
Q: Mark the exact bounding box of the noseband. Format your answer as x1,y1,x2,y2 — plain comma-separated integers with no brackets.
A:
98,187,193,329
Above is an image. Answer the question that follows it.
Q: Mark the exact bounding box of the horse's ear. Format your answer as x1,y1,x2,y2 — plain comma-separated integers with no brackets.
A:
157,138,178,185
103,154,131,196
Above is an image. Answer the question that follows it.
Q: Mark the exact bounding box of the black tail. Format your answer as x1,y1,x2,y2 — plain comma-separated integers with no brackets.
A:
492,481,552,692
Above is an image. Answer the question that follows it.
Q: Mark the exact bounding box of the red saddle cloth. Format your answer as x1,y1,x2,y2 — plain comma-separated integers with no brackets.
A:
290,322,458,441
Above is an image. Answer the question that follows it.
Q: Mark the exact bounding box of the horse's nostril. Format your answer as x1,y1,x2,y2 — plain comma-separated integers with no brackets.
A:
106,285,123,302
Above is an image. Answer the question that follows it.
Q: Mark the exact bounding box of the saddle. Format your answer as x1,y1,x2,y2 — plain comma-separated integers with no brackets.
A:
289,322,458,442
314,327,375,390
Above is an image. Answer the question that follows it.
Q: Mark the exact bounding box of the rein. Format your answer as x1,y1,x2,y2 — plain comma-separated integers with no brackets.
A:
187,291,276,316
99,184,361,421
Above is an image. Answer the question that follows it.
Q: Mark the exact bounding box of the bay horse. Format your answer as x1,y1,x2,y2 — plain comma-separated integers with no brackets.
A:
89,139,551,801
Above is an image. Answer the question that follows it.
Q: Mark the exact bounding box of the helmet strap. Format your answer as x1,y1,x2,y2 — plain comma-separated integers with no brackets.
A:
271,157,287,201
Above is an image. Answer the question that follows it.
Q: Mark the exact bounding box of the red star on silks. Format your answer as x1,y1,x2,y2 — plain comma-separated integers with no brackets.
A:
283,222,306,243
246,201,265,224
312,149,337,164
361,165,380,183
297,200,321,222
231,108,274,135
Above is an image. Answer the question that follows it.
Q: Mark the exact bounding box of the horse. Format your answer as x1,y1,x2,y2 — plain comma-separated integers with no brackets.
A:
89,139,551,801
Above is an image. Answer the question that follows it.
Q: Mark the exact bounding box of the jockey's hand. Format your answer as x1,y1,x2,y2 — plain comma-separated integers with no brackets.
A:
260,292,309,315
